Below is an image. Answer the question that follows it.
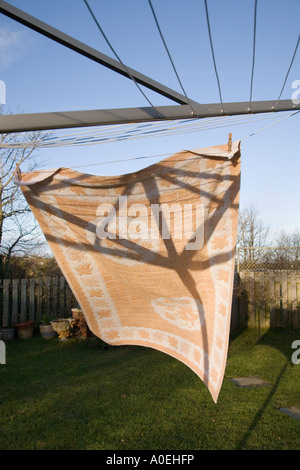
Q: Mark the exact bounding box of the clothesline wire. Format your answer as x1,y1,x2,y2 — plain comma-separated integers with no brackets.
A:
240,109,300,141
249,0,258,109
275,33,300,108
13,110,299,174
63,153,172,169
2,112,294,149
204,0,224,113
58,110,300,151
41,112,299,148
82,0,159,114
37,113,274,142
40,112,273,142
0,113,265,148
147,0,197,117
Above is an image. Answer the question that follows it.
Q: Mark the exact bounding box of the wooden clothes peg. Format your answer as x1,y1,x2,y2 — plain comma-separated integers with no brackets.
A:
227,132,232,153
15,162,21,179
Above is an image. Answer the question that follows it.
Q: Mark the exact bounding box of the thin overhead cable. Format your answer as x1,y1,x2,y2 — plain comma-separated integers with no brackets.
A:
240,109,300,141
66,153,172,169
147,0,197,117
17,110,299,172
82,0,158,112
203,0,224,113
2,112,296,150
1,113,291,149
0,114,268,148
249,0,258,110
275,33,300,107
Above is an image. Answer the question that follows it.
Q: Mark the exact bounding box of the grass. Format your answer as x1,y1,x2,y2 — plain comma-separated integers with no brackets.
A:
0,328,299,450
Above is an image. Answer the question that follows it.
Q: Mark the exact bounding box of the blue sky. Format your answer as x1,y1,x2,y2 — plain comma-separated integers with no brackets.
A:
0,0,299,236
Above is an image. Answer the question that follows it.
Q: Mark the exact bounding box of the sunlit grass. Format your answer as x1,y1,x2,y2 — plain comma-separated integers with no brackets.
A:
0,328,299,450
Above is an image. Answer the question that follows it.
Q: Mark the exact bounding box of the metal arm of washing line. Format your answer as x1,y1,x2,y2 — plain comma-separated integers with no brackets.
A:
0,0,199,107
0,100,299,133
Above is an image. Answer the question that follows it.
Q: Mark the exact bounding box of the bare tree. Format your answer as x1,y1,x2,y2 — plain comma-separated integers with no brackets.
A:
274,228,300,247
237,204,271,248
273,228,300,269
237,205,299,273
0,111,48,277
236,204,271,270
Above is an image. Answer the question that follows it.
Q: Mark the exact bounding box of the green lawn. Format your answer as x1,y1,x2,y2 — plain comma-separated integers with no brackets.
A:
0,328,299,450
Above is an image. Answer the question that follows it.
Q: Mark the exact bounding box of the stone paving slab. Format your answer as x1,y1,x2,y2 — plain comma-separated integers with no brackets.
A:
229,376,273,388
279,406,300,421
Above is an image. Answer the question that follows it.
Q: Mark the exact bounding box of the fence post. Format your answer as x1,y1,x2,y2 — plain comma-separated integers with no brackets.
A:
53,277,58,318
12,279,19,325
29,278,35,324
3,279,10,327
297,278,300,328
66,282,73,315
230,272,239,332
259,271,267,330
248,272,255,328
36,278,43,324
20,279,28,322
60,277,65,317
45,278,51,316
290,272,297,328
268,272,275,328
274,279,282,327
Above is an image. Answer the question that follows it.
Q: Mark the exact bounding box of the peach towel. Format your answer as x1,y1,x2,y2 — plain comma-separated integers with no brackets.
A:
15,141,241,402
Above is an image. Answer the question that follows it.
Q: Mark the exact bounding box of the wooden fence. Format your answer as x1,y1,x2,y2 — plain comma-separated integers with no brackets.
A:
0,277,78,328
232,270,300,331
1,271,300,331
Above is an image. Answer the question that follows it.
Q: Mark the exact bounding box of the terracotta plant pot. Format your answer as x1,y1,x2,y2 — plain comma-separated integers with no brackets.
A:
39,324,56,340
14,321,34,340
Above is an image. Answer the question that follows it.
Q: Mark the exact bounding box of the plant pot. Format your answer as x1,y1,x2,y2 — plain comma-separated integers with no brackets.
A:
50,319,72,340
14,321,34,340
39,324,56,340
71,308,91,338
71,308,84,322
0,327,15,342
